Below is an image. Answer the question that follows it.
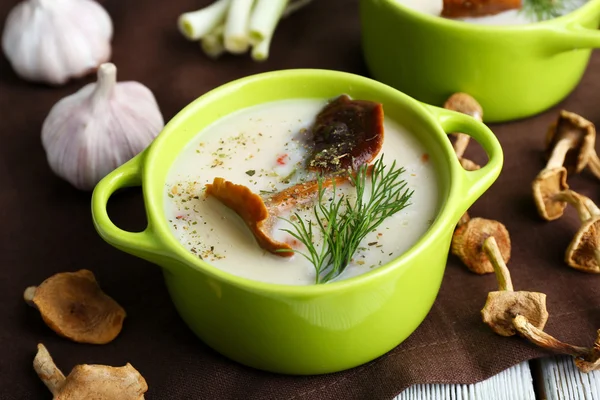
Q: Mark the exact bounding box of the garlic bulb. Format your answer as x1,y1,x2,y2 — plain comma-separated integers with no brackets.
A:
42,63,164,190
2,0,113,85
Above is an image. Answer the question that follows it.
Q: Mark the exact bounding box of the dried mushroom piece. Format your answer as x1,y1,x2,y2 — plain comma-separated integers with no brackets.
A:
34,343,148,399
459,158,481,171
307,95,384,173
443,93,483,169
480,237,548,336
575,331,600,373
554,190,600,273
452,218,511,275
442,0,522,18
206,178,293,257
205,175,350,257
532,167,569,221
24,270,126,344
545,111,596,175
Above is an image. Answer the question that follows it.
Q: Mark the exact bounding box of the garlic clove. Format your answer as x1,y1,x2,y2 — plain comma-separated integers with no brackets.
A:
2,0,113,85
41,63,164,191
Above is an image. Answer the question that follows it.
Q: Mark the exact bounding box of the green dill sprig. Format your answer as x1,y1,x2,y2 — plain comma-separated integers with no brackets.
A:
278,157,413,284
520,0,578,22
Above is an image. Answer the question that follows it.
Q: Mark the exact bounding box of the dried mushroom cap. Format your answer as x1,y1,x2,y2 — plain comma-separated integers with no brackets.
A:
480,237,549,337
206,176,350,257
545,110,596,174
565,217,600,273
482,291,548,337
451,217,511,274
443,93,483,121
34,343,148,399
24,270,126,344
532,167,569,221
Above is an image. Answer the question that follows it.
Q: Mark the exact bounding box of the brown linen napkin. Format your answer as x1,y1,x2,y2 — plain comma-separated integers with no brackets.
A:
2,0,600,399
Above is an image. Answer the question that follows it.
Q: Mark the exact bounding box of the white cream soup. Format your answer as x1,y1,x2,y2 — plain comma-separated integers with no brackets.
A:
399,0,587,25
164,99,439,285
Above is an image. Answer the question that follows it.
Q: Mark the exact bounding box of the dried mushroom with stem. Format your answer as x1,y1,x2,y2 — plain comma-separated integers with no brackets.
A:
545,111,600,178
533,111,599,221
552,190,600,273
444,93,511,275
532,110,600,272
481,237,600,373
34,343,148,399
24,269,126,344
480,236,548,335
512,316,600,373
443,92,483,172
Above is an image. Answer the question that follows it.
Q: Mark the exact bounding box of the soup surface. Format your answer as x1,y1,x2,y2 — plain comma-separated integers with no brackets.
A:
164,99,439,285
398,0,587,25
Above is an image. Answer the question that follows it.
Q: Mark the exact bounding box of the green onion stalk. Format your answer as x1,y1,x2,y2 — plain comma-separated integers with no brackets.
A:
178,0,313,61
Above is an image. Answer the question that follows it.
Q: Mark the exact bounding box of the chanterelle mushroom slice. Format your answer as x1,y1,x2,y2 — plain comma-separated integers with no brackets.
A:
442,0,522,18
532,166,569,221
546,110,596,174
555,190,600,273
205,175,350,257
451,218,511,275
24,270,126,344
480,237,548,336
307,94,384,173
34,343,148,399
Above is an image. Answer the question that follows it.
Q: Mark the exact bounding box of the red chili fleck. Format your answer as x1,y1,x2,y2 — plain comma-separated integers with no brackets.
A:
176,215,184,220
421,153,430,163
276,154,288,165
285,238,300,248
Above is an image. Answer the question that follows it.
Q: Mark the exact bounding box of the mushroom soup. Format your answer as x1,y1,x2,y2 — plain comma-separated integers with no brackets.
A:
399,0,587,25
164,97,439,285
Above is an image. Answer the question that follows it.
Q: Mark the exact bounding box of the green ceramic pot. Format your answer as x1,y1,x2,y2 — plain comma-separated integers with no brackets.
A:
92,70,503,375
360,0,600,123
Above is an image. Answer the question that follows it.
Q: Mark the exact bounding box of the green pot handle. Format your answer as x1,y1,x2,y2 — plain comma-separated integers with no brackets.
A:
91,151,163,261
545,24,600,52
425,105,504,218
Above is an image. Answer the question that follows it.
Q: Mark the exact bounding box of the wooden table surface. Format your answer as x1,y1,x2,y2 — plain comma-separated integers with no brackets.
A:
394,357,600,399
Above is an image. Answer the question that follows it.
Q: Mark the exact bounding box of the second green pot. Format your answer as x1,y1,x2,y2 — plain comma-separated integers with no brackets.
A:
360,0,600,122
